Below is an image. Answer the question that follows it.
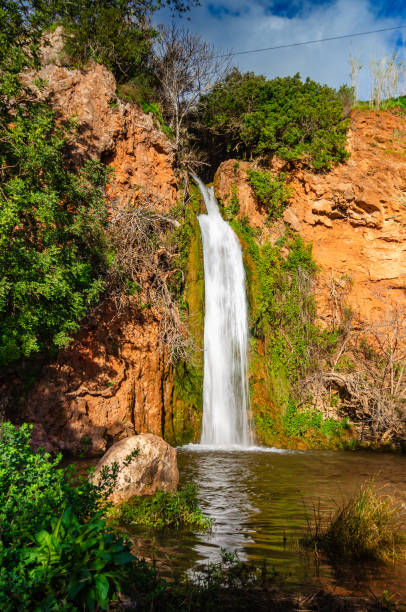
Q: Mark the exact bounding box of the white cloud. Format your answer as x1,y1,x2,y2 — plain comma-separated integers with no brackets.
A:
157,0,405,98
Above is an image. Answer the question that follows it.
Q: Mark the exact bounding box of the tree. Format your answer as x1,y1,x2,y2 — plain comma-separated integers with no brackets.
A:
50,0,200,82
194,68,266,163
154,23,229,159
194,70,350,171
0,0,111,366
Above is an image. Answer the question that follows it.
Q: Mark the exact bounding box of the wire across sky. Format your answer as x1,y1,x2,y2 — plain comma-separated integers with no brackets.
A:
215,24,406,58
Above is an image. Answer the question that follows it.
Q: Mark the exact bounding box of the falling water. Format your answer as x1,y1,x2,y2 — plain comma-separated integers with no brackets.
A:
194,176,252,447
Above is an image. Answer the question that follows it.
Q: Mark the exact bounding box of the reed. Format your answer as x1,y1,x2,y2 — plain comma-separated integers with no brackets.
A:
302,480,405,562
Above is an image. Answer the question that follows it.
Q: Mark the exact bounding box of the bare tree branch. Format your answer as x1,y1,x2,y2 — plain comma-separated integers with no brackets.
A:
153,23,230,166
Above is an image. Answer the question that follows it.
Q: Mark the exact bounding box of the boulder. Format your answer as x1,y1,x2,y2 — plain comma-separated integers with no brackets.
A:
92,434,179,504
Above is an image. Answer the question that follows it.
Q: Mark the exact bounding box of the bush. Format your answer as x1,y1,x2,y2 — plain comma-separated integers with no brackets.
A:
0,422,138,611
51,0,199,82
0,1,114,366
0,116,111,365
111,482,212,531
231,217,349,447
337,84,356,117
25,507,134,611
195,69,350,171
247,168,292,219
302,480,405,562
54,0,155,81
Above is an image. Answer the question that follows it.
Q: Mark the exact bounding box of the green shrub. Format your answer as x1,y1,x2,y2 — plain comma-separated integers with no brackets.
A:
247,169,292,219
195,69,350,171
50,0,198,82
0,2,115,366
302,481,405,562
26,507,134,611
117,73,158,104
112,483,212,531
0,422,138,611
0,120,111,365
336,84,356,117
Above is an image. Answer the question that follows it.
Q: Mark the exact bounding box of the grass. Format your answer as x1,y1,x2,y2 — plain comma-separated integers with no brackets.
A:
302,480,405,562
110,483,212,531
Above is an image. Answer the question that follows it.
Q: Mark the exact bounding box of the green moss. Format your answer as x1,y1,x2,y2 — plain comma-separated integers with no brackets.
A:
165,186,205,446
230,215,350,449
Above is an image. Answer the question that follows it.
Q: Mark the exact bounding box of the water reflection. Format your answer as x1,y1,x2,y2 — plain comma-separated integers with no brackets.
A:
130,448,406,599
188,449,256,562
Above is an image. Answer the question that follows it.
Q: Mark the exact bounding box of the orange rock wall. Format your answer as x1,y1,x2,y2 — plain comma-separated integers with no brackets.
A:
215,110,406,326
12,61,179,454
12,57,406,453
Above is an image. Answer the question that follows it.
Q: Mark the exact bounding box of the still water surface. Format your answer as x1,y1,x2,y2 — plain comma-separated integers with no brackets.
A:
130,448,406,599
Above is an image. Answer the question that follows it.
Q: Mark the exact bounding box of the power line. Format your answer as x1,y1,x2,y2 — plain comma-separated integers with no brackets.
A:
215,24,406,58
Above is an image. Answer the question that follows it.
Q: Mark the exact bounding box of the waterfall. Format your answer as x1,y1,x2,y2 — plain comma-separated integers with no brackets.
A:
194,176,252,447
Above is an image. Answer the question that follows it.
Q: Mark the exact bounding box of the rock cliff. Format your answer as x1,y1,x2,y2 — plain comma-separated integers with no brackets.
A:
215,110,406,328
8,51,406,452
9,57,179,454
215,110,406,447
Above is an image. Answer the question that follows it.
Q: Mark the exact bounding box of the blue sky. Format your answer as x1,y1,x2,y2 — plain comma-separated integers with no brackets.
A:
156,0,406,98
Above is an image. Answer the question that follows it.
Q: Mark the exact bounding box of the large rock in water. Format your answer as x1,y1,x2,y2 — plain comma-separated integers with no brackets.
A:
92,434,179,504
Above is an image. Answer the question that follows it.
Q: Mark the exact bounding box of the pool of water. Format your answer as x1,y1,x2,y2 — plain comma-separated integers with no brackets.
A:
128,447,406,600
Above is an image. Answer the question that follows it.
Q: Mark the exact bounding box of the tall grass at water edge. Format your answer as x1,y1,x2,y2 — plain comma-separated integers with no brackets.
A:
302,480,405,562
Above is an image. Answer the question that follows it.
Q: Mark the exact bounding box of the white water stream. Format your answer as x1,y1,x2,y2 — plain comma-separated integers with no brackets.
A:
194,176,252,447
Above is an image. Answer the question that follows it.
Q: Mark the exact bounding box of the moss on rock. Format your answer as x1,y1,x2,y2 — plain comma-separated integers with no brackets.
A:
164,187,205,446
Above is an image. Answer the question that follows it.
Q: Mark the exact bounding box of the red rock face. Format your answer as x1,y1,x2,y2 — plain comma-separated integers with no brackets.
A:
13,52,406,453
22,60,177,207
214,110,406,327
25,306,173,455
13,58,178,454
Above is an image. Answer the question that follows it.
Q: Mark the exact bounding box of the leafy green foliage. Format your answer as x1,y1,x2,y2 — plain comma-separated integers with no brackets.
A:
54,0,156,81
0,422,138,611
112,482,212,531
247,169,292,219
0,1,52,101
51,0,199,82
281,400,348,440
0,113,110,364
239,225,319,381
195,69,350,171
140,100,173,138
231,216,348,447
221,184,240,221
0,1,114,367
255,399,348,449
26,507,134,611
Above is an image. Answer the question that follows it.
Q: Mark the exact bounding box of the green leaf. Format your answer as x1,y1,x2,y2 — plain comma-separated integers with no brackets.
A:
94,574,110,605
